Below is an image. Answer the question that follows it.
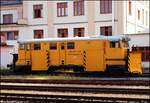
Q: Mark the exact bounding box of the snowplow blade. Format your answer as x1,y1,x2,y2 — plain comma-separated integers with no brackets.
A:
128,51,142,74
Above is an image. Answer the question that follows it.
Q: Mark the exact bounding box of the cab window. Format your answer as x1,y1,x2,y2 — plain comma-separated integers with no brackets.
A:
123,41,129,48
67,42,75,49
61,43,65,50
26,44,30,51
34,44,41,50
19,44,25,50
110,41,120,48
50,43,57,50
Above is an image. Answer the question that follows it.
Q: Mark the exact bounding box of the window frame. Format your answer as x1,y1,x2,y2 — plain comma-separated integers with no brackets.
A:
3,14,13,24
0,31,18,41
100,0,112,14
73,0,84,16
57,2,68,17
34,29,44,39
100,26,112,36
57,28,68,37
33,4,43,18
74,28,85,37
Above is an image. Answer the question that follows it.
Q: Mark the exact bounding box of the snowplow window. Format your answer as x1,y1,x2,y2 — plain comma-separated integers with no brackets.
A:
19,44,25,50
50,43,57,50
34,44,41,50
61,43,65,50
67,42,75,49
110,41,120,48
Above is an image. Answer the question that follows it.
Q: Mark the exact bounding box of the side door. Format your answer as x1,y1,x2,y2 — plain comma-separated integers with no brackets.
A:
16,44,26,65
31,43,47,71
49,42,59,65
59,42,66,65
25,43,31,65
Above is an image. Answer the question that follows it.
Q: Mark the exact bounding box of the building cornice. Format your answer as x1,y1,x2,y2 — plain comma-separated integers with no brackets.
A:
0,0,22,6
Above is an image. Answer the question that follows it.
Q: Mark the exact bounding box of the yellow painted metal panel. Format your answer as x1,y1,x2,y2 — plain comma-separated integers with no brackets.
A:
106,60,125,65
66,50,83,65
50,50,60,65
106,48,125,59
18,50,26,60
86,50,105,72
31,50,47,71
16,50,29,65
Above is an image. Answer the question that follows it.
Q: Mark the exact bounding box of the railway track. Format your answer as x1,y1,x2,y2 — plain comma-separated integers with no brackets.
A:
1,82,149,95
1,78,149,86
1,91,149,103
1,79,150,103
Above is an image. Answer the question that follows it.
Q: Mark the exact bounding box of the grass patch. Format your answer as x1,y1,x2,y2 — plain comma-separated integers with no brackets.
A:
1,75,81,80
0,67,14,75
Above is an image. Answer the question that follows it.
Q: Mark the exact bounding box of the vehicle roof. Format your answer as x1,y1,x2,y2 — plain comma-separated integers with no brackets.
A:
18,35,130,43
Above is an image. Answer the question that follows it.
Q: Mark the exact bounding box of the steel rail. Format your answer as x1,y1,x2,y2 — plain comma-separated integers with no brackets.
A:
1,79,149,86
1,84,149,95
1,92,149,103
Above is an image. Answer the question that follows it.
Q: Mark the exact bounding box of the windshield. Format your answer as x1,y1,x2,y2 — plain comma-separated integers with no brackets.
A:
110,41,120,48
122,41,129,48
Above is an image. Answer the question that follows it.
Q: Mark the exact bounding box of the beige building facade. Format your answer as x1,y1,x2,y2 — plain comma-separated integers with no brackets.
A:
1,0,149,44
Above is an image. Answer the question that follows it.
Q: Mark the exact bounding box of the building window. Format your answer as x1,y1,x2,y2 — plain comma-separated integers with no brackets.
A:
7,32,13,40
138,10,140,20
0,31,18,41
74,28,84,37
0,32,6,46
100,26,112,36
73,0,84,16
142,9,144,24
6,31,18,40
3,14,13,24
34,30,43,39
132,46,150,62
57,2,68,17
0,31,18,45
128,0,132,15
100,0,112,14
146,11,148,26
57,29,68,37
33,4,43,18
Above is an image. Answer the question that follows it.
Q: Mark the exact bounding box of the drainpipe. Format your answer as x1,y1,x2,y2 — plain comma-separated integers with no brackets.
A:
126,0,128,34
112,0,115,35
